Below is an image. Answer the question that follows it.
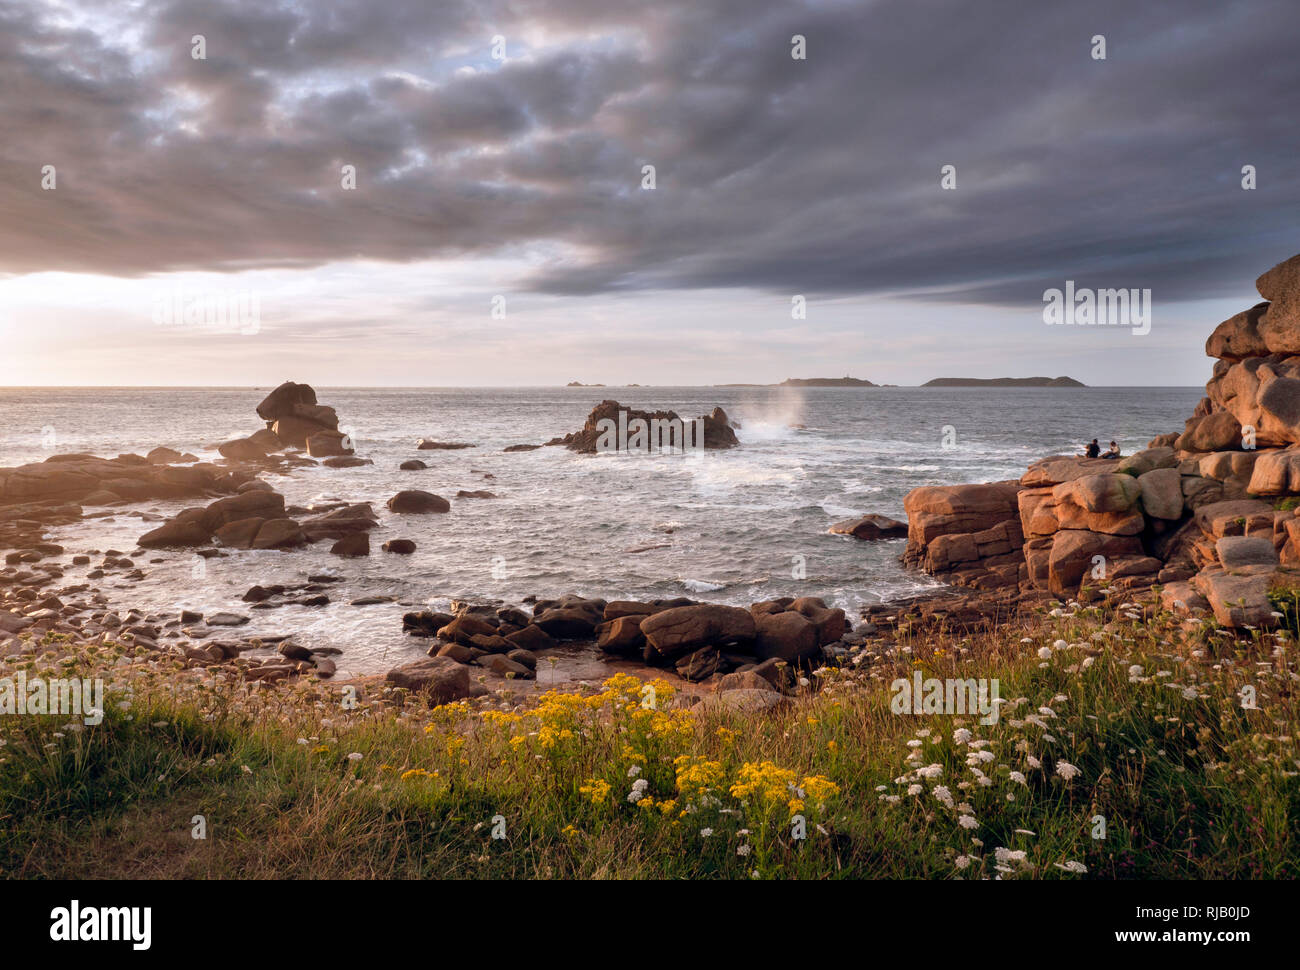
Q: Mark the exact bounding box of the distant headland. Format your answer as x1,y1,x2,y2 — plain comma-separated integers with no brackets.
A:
922,376,1086,388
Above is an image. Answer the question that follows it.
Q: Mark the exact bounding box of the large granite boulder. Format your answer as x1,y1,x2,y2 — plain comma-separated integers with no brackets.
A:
903,481,1022,547
1193,568,1279,628
385,656,479,704
752,610,819,662
257,381,318,422
1206,302,1270,361
1046,530,1143,596
386,490,450,513
1176,410,1242,453
640,604,756,661
1255,253,1300,354
1137,467,1184,520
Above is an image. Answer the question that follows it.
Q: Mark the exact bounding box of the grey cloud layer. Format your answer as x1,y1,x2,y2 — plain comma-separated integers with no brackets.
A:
2,0,1296,305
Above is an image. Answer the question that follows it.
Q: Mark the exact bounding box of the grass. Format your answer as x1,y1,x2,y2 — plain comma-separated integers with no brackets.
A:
2,590,1298,879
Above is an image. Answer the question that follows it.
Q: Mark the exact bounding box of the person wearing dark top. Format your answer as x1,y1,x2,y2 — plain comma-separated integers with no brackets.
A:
1100,441,1121,459
1082,439,1100,458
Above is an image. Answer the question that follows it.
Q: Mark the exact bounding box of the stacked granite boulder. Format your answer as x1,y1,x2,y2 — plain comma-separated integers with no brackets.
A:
902,252,1300,628
218,381,355,460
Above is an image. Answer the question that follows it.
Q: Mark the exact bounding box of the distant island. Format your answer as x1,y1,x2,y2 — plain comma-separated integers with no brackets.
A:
780,376,876,387
714,376,877,388
566,381,606,387
922,376,1086,388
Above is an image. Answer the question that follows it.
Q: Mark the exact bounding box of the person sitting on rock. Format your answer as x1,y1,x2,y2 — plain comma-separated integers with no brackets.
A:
1101,440,1121,459
1081,438,1100,458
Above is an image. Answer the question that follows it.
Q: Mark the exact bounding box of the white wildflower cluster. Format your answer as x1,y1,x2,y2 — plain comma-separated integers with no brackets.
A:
628,777,649,803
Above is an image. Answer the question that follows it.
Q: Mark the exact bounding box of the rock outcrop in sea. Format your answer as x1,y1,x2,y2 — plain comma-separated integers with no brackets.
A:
553,400,740,452
901,251,1300,629
231,380,355,458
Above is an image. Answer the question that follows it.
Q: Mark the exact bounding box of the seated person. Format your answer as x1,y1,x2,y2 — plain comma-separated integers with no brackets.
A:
1081,438,1100,458
1100,441,1121,459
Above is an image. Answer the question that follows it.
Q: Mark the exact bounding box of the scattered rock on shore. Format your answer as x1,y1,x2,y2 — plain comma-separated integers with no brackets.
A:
829,514,908,540
416,439,474,450
386,490,450,513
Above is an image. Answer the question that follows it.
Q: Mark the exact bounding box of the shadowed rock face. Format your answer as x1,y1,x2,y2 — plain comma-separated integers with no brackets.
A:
828,514,907,540
554,400,740,452
898,252,1300,625
256,382,317,422
392,593,838,693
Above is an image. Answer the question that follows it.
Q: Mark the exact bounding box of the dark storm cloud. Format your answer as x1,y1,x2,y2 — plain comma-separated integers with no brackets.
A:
1,0,1296,306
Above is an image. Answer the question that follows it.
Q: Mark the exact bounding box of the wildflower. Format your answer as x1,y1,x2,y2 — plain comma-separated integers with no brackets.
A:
958,815,978,830
1037,646,1053,660
1055,761,1080,782
700,828,714,837
730,761,799,806
994,847,1028,866
953,728,973,745
627,765,642,778
1009,771,1027,786
801,775,839,803
1055,860,1087,874
628,777,649,803
579,778,611,804
933,786,954,808
955,855,971,869
737,844,751,857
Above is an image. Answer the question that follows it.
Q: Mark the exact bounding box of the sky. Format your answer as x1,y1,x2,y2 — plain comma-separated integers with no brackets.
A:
0,0,1297,387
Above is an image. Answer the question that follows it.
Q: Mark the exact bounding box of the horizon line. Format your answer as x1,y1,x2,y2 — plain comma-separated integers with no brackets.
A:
0,383,1205,390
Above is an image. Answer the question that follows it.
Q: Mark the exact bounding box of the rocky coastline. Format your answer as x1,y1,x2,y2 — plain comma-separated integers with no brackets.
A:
8,254,1300,710
0,387,814,707
899,251,1300,630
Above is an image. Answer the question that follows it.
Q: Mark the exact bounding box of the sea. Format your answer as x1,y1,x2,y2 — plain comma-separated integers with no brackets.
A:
0,386,1201,675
